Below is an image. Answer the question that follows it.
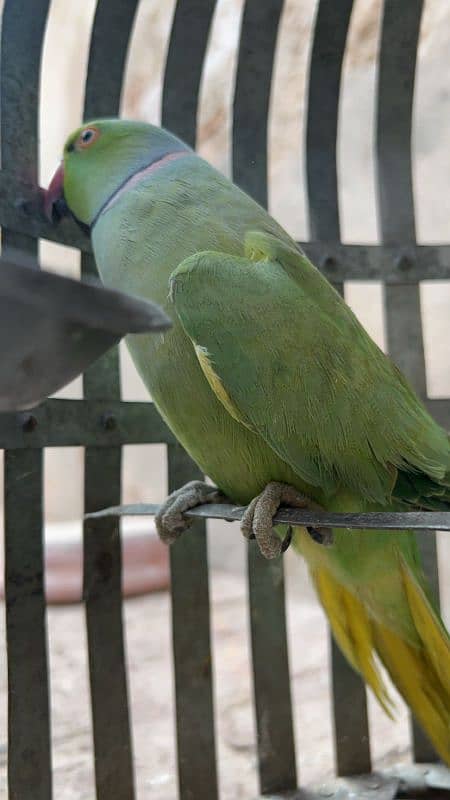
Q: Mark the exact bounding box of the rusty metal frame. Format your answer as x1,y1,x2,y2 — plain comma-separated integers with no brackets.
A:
1,1,449,799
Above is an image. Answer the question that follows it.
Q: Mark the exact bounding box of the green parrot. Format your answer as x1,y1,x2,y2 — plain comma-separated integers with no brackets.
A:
45,119,450,762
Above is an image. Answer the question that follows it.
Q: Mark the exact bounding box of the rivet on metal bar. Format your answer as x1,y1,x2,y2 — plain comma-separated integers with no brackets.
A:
320,254,338,272
20,413,38,432
395,252,414,272
101,412,117,431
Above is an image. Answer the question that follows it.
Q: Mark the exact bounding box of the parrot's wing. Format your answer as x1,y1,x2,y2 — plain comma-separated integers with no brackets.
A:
170,231,449,504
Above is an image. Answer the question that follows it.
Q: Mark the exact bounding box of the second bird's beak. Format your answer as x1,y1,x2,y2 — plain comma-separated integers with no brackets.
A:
44,162,69,223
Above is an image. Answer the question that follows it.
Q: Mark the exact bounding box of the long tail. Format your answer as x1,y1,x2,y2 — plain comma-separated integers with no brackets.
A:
309,553,450,763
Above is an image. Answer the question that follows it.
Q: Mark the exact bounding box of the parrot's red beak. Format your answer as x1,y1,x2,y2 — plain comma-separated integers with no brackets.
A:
44,162,68,223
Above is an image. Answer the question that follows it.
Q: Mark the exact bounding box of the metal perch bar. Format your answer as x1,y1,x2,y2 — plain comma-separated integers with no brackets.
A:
86,502,450,531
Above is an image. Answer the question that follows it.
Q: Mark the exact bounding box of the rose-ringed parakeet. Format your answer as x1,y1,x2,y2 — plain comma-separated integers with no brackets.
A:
45,119,450,762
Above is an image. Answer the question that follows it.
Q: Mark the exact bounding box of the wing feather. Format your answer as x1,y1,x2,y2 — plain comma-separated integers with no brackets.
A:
170,231,450,506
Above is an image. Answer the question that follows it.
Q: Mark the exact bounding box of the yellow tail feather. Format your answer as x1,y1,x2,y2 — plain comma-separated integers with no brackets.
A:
400,556,450,699
314,569,394,717
312,565,450,764
373,623,450,762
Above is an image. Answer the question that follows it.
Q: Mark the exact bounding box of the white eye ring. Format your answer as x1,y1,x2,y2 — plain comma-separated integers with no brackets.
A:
78,127,100,148
81,129,95,143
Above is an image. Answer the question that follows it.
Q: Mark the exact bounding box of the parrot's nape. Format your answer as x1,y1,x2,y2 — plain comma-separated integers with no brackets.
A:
45,118,450,763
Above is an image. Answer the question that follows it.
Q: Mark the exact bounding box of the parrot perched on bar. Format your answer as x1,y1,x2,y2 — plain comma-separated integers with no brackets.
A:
45,119,450,762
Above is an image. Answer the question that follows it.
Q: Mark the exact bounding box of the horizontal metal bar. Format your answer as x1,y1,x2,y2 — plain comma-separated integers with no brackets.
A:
86,502,450,531
2,172,450,282
0,401,446,457
300,241,450,282
0,398,447,456
0,398,175,448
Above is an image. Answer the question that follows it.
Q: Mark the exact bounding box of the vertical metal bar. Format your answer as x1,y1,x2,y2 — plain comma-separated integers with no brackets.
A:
168,444,219,800
306,0,353,297
162,0,217,146
375,0,438,763
84,447,131,799
232,0,284,208
1,2,52,798
247,545,297,794
233,2,297,794
82,0,139,122
305,0,371,777
3,450,49,800
81,2,139,798
162,5,219,798
0,0,49,184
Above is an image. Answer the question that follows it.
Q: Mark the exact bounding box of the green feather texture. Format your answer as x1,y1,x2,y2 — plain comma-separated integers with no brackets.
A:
58,119,450,763
171,232,449,506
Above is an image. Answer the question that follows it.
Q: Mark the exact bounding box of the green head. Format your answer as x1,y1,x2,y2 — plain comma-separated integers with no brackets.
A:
45,118,191,227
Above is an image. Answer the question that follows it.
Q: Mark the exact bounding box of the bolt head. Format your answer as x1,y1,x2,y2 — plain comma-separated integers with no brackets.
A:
321,255,337,272
395,253,414,272
101,412,117,431
21,413,38,433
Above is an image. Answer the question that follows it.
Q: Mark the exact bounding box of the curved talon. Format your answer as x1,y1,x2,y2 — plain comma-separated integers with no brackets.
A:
307,525,333,546
240,481,332,559
155,480,226,545
281,525,293,552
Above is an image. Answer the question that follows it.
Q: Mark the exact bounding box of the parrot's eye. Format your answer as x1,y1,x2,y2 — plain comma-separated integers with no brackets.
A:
77,126,100,149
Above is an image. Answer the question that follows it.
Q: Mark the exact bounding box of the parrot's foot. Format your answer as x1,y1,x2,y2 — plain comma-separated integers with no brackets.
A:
155,480,227,544
241,481,332,559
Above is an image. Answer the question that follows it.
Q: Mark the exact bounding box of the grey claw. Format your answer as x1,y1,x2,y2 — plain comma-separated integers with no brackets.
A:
281,525,293,552
241,488,283,559
155,480,226,545
307,525,333,546
240,481,333,559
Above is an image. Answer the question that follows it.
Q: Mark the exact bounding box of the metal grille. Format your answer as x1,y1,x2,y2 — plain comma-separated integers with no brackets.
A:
1,1,449,799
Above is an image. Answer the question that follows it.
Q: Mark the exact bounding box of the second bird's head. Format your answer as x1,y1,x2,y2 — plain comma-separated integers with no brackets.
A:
44,118,191,229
